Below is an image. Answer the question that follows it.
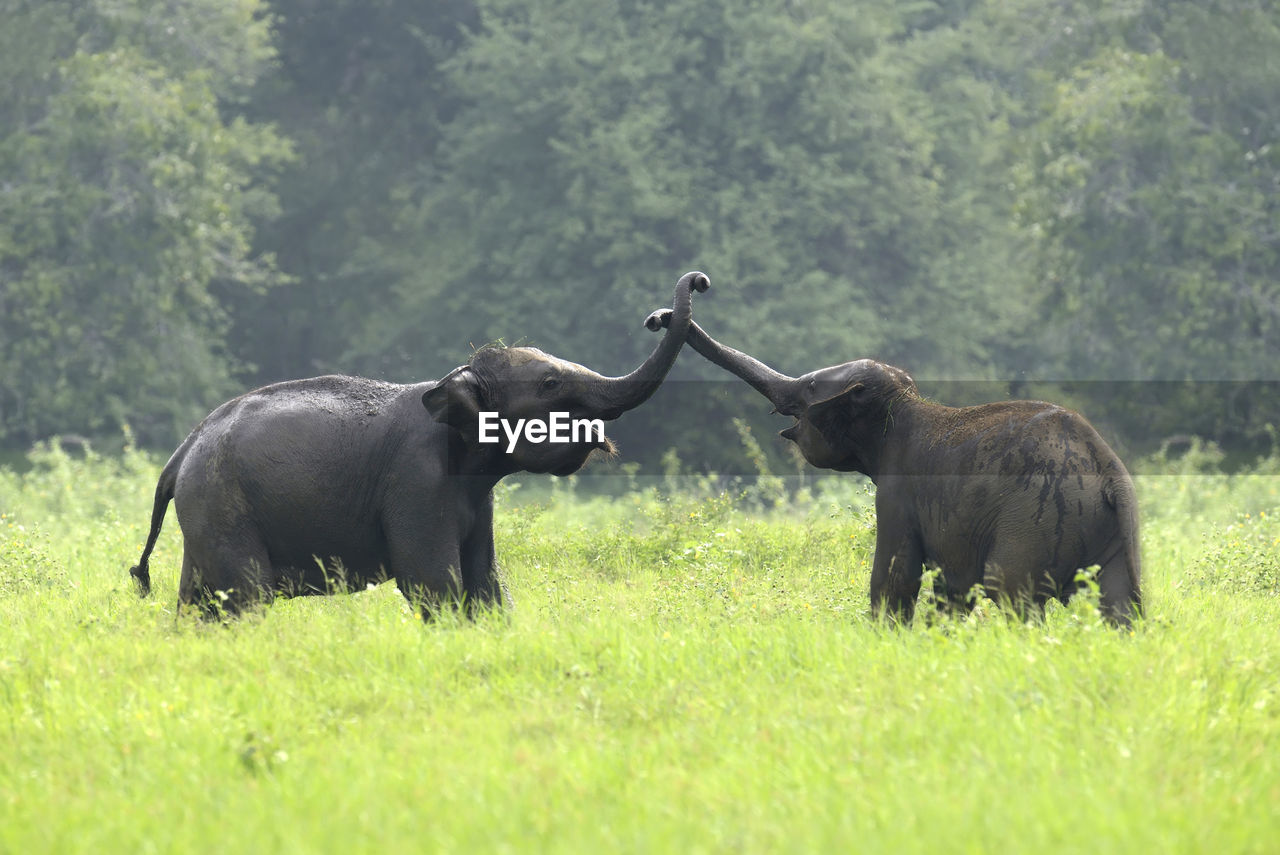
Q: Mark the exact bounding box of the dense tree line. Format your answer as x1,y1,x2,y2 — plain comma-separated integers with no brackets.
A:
2,0,1277,469
0,0,290,445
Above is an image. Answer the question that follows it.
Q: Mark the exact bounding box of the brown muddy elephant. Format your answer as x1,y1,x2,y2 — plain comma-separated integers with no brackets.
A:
646,308,1141,626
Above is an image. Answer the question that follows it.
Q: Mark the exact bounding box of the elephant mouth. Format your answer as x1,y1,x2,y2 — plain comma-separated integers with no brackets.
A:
550,436,617,477
779,420,801,443
586,435,619,463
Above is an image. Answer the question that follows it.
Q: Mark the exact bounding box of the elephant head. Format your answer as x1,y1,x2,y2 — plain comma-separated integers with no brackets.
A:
424,271,710,476
645,309,916,479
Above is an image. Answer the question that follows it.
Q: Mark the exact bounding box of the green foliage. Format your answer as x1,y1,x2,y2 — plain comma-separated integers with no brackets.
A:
4,0,1280,466
0,429,157,524
0,517,64,598
0,0,290,447
1009,0,1280,442
225,0,477,381
730,417,787,510
347,0,1019,381
1188,510,1280,598
2,453,1280,850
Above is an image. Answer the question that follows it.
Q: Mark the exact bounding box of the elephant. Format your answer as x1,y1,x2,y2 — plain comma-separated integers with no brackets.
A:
128,271,710,618
645,308,1141,626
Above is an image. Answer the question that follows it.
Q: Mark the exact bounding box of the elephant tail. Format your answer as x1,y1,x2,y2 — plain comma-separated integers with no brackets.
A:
129,439,189,597
1105,473,1143,619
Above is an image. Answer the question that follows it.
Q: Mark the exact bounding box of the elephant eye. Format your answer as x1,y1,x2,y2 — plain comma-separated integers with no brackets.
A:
540,376,561,393
808,380,816,392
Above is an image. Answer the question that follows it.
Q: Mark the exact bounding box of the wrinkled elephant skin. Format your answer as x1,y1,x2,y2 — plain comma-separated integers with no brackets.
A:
646,309,1141,626
128,271,709,618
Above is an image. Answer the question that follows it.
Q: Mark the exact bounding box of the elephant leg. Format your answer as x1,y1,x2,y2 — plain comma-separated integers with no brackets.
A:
1096,547,1141,628
982,538,1059,621
177,547,202,614
178,548,199,607
931,571,973,615
385,517,466,620
868,527,924,623
982,558,1039,620
459,501,510,615
179,527,275,618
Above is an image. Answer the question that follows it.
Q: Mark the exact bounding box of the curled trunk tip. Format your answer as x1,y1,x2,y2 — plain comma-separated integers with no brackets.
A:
587,269,707,419
643,308,670,331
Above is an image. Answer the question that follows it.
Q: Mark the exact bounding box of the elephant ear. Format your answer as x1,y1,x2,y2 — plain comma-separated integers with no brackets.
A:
805,381,865,437
422,366,484,431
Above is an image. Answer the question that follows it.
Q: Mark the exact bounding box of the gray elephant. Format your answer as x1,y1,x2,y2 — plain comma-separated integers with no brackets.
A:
129,271,709,618
646,309,1141,626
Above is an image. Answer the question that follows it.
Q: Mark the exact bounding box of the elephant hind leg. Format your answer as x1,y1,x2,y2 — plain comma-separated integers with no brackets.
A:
1097,550,1141,628
178,549,199,607
178,533,276,619
982,557,1043,621
929,571,977,616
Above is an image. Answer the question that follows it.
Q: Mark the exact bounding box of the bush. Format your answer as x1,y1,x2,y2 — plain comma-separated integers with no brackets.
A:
0,516,66,598
1185,510,1280,597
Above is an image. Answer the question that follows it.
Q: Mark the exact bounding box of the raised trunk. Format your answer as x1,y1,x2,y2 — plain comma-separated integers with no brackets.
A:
677,319,799,415
585,271,709,420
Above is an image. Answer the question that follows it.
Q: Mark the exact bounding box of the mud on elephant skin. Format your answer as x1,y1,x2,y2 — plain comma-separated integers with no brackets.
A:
646,307,1141,627
128,271,709,619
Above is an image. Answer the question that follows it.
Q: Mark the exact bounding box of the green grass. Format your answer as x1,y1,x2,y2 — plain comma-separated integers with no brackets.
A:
1,440,1278,853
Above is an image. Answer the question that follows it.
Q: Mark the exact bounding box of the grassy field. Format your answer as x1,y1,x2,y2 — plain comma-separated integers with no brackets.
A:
1,439,1278,853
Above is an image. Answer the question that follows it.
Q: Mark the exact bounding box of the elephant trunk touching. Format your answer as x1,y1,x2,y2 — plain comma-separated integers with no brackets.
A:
644,312,799,415
586,271,709,420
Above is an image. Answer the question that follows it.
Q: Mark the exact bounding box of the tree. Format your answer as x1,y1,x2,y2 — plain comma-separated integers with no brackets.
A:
0,0,291,446
225,0,477,383
1010,0,1280,445
323,0,1029,469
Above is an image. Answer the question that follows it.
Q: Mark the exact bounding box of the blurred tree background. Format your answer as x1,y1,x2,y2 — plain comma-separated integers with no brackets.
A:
1,0,1277,470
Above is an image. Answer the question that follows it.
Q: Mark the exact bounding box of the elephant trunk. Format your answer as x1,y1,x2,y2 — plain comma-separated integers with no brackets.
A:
644,312,799,415
585,271,709,421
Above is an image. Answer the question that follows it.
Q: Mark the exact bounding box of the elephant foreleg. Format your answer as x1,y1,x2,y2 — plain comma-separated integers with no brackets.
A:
459,497,511,615
868,526,924,623
385,516,466,620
